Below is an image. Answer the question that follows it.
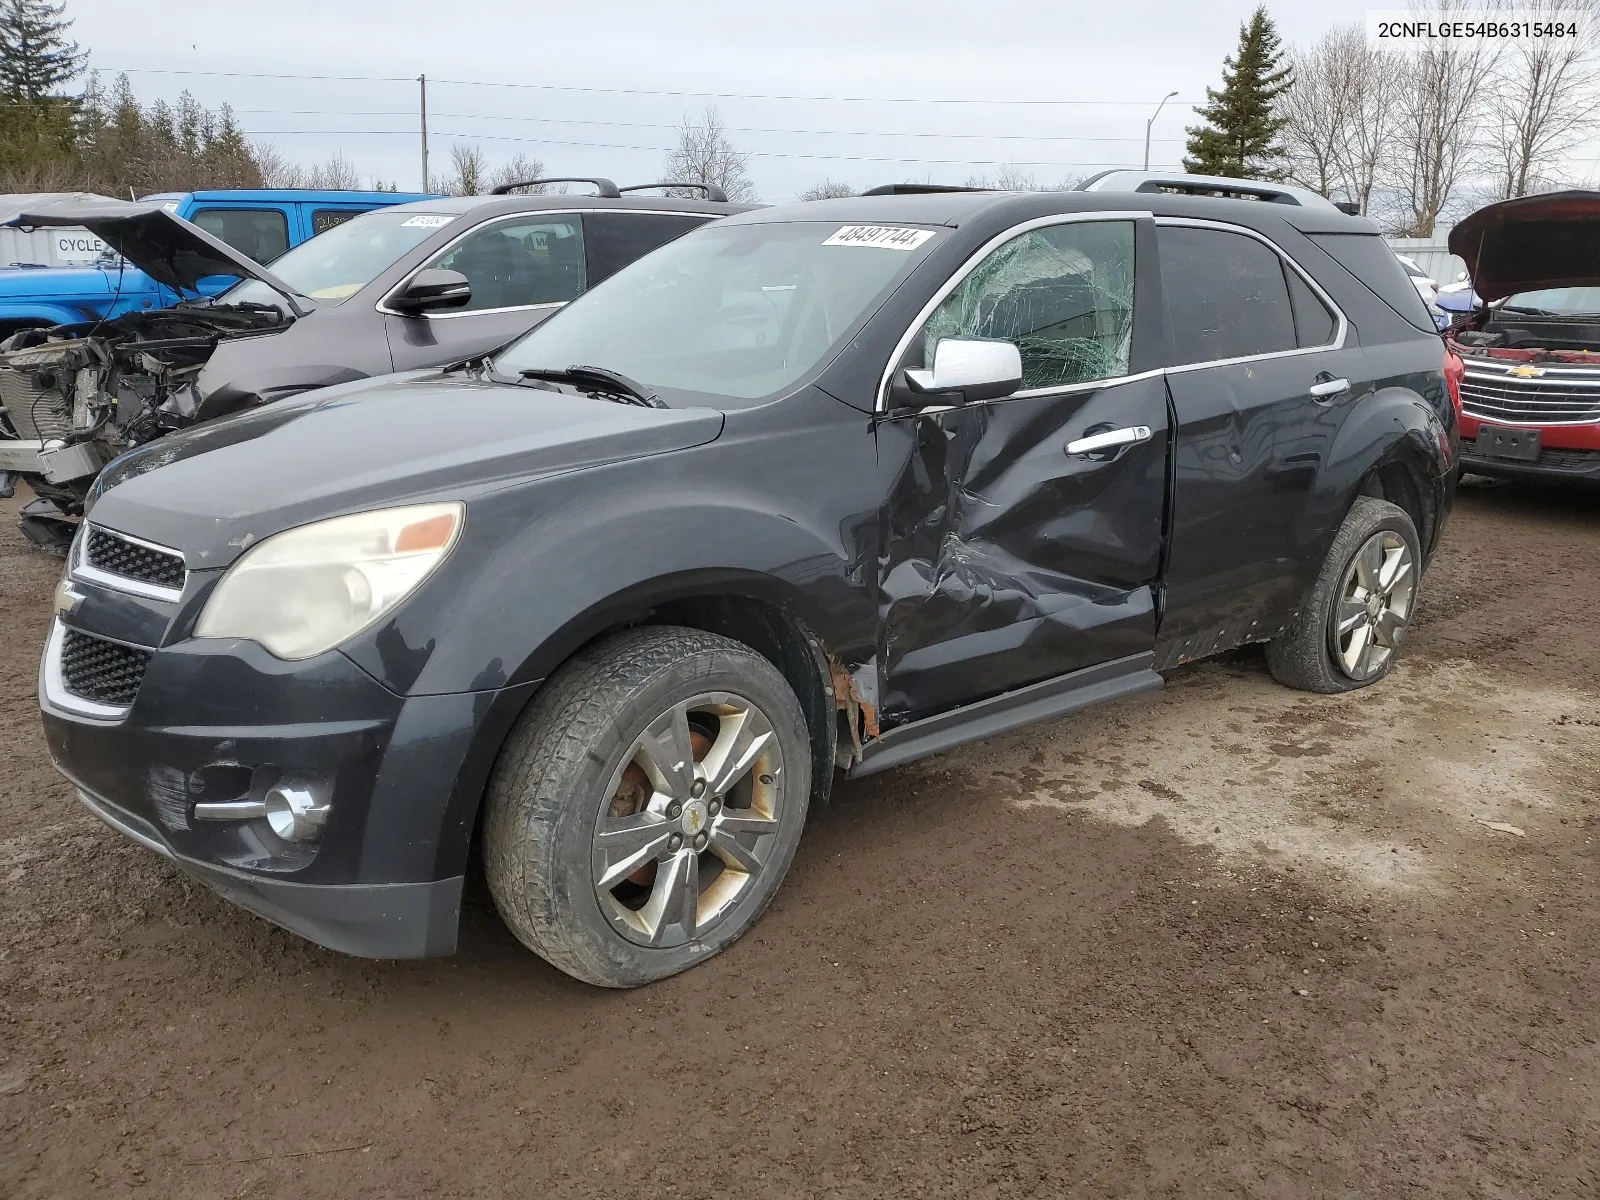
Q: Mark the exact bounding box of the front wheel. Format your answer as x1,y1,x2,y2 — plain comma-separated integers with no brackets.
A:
1267,497,1421,694
483,626,812,987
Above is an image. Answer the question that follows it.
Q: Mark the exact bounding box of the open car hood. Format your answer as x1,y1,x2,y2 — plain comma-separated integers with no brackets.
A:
1449,191,1600,303
2,195,304,298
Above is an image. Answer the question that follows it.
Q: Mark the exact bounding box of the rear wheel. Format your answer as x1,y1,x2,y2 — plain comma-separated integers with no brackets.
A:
1267,497,1421,694
483,626,811,987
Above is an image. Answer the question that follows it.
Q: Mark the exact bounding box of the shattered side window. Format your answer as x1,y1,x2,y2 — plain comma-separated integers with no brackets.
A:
920,220,1134,391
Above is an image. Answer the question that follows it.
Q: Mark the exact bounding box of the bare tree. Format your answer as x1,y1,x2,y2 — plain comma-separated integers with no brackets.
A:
660,107,757,202
1280,24,1404,213
430,141,488,196
486,152,551,193
1390,0,1503,236
256,147,363,189
1484,0,1600,199
797,178,855,200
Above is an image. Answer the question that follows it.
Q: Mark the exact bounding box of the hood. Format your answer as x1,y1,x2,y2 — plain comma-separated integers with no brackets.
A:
87,371,726,565
3,195,303,300
1449,191,1600,302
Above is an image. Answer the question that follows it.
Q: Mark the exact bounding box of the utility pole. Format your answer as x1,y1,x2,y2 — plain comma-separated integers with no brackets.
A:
1144,90,1179,172
419,73,429,192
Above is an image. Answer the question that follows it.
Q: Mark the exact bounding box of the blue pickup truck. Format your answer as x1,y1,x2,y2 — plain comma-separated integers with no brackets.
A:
0,188,432,335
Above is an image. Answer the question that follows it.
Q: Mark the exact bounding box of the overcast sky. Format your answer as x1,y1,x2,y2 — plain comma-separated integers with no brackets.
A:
64,0,1600,201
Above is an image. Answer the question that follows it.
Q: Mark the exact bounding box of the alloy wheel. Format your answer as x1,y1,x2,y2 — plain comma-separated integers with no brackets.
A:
1328,530,1415,681
591,692,787,947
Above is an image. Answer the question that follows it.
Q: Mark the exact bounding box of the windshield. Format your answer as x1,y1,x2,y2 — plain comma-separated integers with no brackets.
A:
219,209,459,307
1500,286,1600,315
494,220,942,402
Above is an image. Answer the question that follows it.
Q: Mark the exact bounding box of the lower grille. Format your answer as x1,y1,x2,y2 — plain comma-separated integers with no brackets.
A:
1537,447,1600,471
59,629,151,707
85,526,186,590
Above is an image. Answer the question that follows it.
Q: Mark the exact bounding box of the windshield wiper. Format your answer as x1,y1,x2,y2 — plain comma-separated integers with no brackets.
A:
516,364,666,408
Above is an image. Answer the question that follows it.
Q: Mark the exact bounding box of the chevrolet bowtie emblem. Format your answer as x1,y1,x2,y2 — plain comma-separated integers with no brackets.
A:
53,579,84,618
1506,365,1545,378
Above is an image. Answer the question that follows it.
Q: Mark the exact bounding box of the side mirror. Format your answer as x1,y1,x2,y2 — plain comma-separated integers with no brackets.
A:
898,338,1022,406
390,268,472,314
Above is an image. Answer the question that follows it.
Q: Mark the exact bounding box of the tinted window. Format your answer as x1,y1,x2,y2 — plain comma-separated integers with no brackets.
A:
584,213,707,285
427,215,586,311
1309,233,1437,333
1159,226,1296,365
312,208,362,235
918,220,1135,390
1285,265,1336,347
192,208,289,263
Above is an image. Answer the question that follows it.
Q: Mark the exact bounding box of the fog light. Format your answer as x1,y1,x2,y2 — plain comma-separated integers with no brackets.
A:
263,781,330,842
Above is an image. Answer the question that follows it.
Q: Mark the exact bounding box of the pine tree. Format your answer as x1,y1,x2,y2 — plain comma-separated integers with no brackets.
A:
1183,6,1292,180
0,0,85,102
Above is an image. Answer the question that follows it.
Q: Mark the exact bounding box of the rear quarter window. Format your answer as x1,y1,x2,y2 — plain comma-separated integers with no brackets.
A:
1307,233,1437,333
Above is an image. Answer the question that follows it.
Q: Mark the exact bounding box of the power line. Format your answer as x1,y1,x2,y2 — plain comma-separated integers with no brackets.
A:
238,128,1176,169
233,109,1184,144
96,65,1193,107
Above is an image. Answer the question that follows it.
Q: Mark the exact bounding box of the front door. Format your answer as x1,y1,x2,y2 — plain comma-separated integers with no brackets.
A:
384,212,588,370
876,216,1169,724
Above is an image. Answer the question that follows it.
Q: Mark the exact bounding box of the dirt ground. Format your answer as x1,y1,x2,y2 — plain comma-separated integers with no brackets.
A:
2,479,1598,1200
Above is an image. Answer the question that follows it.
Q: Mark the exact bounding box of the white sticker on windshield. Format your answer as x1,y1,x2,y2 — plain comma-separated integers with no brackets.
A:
401,214,456,228
823,225,935,250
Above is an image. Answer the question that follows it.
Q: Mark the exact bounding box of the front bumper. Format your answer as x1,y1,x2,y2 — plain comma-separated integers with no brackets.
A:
71,779,462,957
41,581,536,958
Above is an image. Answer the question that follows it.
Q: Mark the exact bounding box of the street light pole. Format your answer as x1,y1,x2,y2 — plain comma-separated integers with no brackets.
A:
1144,90,1180,172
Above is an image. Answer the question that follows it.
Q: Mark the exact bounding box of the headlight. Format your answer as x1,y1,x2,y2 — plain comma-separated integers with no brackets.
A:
194,502,463,660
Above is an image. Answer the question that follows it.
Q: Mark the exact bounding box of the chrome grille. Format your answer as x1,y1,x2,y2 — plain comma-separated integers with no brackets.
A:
1460,361,1600,426
85,526,186,590
59,629,151,706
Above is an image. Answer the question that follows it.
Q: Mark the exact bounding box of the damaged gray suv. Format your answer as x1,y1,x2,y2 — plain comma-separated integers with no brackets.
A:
41,183,1457,986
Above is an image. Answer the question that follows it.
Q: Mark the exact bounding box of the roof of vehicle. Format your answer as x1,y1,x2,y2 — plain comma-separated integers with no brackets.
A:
140,189,436,204
722,188,1374,235
378,192,755,218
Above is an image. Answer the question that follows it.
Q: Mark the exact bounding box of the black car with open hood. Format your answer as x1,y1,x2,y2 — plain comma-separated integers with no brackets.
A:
0,183,750,549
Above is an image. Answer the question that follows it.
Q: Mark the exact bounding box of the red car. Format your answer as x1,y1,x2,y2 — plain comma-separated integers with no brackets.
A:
1448,192,1600,485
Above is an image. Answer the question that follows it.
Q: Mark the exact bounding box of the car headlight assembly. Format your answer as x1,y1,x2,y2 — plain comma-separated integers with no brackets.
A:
194,502,463,660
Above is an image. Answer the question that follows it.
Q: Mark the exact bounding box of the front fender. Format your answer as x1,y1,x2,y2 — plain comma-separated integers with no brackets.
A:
339,403,881,697
196,364,371,420
0,301,98,328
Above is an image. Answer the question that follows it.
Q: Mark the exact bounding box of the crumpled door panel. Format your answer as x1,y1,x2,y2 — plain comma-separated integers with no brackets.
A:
876,376,1169,724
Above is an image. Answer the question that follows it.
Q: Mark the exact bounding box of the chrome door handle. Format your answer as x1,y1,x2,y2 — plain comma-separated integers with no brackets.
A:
1308,377,1351,398
1066,425,1152,456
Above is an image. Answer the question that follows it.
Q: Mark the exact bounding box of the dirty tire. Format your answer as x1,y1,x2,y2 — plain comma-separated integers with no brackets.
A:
483,626,811,988
1267,497,1421,694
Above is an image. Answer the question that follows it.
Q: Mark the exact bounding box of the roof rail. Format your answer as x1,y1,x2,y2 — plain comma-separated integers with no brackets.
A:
1075,170,1348,214
488,177,621,197
860,183,994,196
617,182,729,203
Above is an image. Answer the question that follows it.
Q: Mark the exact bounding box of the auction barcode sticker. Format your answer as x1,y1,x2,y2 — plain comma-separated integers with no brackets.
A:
401,214,456,228
823,225,936,250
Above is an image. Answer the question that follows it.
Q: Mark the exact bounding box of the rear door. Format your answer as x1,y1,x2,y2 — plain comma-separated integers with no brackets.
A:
876,215,1170,722
1154,219,1358,661
382,211,588,369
